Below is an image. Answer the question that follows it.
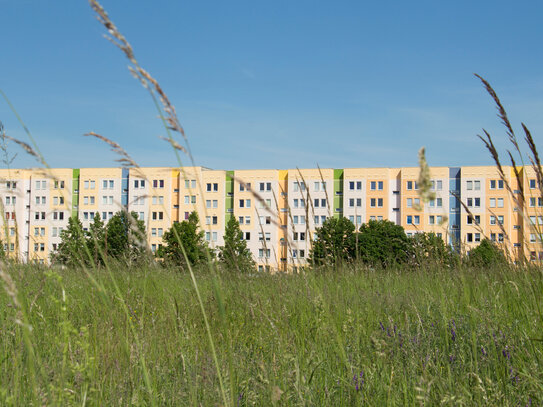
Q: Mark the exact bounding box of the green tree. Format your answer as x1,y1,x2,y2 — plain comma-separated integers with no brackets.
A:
218,216,255,272
309,216,356,266
468,239,508,267
357,219,410,267
408,232,457,267
161,211,211,268
87,212,106,265
52,216,89,267
105,211,148,264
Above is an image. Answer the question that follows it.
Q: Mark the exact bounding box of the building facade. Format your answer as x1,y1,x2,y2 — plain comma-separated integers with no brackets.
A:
1,165,541,268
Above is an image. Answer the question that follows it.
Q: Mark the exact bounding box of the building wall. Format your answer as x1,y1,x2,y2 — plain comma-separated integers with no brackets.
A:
0,165,540,268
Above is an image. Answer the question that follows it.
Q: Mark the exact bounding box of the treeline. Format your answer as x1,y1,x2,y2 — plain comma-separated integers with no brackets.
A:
47,211,255,271
12,211,507,271
308,217,507,269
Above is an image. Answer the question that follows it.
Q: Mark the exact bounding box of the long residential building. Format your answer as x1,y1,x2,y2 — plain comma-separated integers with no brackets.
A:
0,165,541,269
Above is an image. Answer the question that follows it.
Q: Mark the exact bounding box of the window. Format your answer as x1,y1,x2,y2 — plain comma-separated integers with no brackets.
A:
370,198,376,207
356,215,361,224
474,233,481,242
474,198,480,208
414,215,420,225
239,182,251,191
429,215,435,225
490,180,496,189
466,233,473,242
206,200,211,208
349,181,355,190
239,199,245,208
498,233,504,243
246,199,251,208
407,198,412,208
467,181,473,190
436,215,443,224
498,215,504,225
436,180,442,190
467,198,473,207
406,216,412,225
207,183,212,192
530,179,536,189
245,216,251,224
490,198,496,208
407,181,413,190
530,233,537,243
52,211,64,221
293,216,298,224
497,198,504,208
378,198,383,207
293,181,305,192
238,216,244,224
436,198,442,208
370,181,376,190
474,180,481,190
244,232,251,240
498,180,503,189
54,180,65,189
490,216,496,225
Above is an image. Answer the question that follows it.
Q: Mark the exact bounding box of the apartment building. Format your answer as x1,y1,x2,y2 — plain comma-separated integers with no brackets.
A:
1,165,542,268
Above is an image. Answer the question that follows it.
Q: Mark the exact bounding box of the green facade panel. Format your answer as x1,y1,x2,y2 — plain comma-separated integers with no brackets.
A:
225,171,234,223
72,168,80,218
333,169,344,218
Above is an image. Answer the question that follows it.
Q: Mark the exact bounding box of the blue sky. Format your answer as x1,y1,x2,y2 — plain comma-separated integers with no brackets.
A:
1,0,542,170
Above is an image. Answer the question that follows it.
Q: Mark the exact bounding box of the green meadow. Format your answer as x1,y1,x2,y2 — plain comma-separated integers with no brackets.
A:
1,264,542,406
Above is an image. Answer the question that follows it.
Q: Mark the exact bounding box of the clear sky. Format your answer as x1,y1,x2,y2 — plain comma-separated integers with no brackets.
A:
1,0,542,170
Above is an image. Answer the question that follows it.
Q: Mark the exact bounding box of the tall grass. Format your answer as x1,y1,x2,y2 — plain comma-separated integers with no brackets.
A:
1,264,542,405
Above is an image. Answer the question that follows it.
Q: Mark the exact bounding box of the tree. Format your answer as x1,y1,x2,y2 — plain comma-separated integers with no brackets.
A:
87,213,106,265
357,219,410,267
468,239,508,267
218,216,255,272
408,232,457,267
52,216,89,267
161,211,211,268
105,211,148,264
309,216,356,266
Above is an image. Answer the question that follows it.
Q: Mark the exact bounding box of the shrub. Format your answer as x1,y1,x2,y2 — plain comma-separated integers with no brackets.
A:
357,220,410,267
467,238,508,267
309,216,356,266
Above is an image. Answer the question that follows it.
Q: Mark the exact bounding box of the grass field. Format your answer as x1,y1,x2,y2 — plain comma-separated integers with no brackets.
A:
1,264,542,406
